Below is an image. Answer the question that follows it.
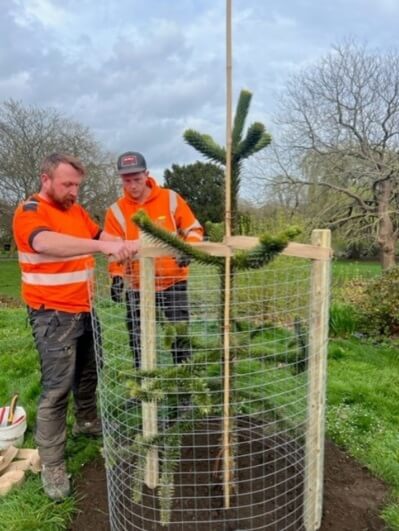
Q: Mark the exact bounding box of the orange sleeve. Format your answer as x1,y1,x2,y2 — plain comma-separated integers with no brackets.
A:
79,207,102,239
104,207,124,277
13,202,52,252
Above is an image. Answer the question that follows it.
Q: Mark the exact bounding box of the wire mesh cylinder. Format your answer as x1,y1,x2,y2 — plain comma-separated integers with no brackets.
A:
93,257,320,531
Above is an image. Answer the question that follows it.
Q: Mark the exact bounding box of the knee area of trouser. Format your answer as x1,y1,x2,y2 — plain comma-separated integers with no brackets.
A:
38,388,70,416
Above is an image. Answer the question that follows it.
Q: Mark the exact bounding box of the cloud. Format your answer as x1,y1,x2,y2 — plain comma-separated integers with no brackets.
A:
13,0,68,28
0,0,399,180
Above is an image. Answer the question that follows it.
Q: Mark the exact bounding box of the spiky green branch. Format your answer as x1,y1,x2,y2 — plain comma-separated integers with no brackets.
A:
232,226,301,270
132,210,224,268
133,210,300,273
184,88,273,234
183,130,226,165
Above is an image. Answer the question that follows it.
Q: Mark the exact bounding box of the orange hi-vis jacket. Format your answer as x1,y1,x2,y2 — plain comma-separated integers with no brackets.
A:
104,177,203,291
13,194,102,313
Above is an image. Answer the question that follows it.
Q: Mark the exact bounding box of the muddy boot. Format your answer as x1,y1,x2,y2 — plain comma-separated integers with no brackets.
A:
41,463,71,501
72,417,102,437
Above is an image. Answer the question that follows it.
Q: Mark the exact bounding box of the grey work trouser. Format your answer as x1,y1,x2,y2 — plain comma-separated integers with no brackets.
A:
126,281,191,368
28,308,100,466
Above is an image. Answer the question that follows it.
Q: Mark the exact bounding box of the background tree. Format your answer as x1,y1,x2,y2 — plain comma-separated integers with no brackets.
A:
0,99,120,245
267,40,399,269
163,162,224,226
184,89,272,234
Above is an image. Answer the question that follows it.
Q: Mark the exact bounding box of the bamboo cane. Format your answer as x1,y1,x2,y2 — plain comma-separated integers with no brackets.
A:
223,0,233,509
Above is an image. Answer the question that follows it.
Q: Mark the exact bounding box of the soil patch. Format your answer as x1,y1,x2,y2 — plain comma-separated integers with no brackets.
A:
70,437,388,531
0,295,22,308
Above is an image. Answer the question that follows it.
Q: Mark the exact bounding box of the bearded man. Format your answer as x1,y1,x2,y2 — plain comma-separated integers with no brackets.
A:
13,152,138,500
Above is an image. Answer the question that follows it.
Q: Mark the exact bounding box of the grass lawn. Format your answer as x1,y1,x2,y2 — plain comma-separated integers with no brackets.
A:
0,258,21,300
1,257,398,529
0,260,101,530
0,307,101,530
327,337,399,529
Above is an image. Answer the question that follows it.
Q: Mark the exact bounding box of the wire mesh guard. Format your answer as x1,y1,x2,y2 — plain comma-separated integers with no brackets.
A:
92,253,325,531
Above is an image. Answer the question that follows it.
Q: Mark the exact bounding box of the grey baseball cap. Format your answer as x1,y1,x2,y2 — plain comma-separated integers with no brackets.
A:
117,151,147,175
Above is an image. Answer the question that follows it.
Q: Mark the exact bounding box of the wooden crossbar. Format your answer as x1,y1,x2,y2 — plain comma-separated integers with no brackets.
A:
137,237,332,261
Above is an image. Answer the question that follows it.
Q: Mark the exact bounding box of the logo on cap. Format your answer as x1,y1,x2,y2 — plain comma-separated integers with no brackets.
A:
122,155,137,166
117,151,147,174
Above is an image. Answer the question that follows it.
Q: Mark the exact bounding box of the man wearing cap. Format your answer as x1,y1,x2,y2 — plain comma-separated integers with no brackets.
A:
104,151,203,368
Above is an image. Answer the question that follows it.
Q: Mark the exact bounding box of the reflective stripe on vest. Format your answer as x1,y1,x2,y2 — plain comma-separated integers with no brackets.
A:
22,269,93,286
18,251,91,264
169,190,177,232
112,191,179,236
110,202,127,237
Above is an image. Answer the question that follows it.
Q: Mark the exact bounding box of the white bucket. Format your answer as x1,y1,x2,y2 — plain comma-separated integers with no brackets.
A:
0,407,27,450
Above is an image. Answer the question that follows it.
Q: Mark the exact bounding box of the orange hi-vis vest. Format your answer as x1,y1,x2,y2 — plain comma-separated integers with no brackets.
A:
104,177,203,291
13,194,101,313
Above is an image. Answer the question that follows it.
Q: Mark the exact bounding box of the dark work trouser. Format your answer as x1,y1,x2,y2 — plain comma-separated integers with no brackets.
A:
126,281,190,368
28,308,100,466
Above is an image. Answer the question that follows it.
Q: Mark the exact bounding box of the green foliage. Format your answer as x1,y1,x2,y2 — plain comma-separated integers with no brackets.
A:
237,212,252,235
344,266,399,337
235,121,271,159
0,259,22,301
0,307,102,530
122,316,308,522
163,162,224,226
232,226,301,270
329,303,361,338
132,210,224,268
2,290,398,526
134,210,300,274
382,503,399,530
204,221,224,242
235,206,309,238
159,433,183,526
231,89,252,146
0,476,75,531
327,337,399,526
333,238,379,260
183,130,226,165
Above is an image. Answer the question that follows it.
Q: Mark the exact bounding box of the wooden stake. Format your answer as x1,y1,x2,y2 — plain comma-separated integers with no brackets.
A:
304,230,331,530
140,233,159,489
223,0,233,509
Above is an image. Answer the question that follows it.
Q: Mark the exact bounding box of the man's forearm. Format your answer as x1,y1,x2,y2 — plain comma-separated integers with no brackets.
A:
99,231,121,242
32,231,104,257
32,230,140,262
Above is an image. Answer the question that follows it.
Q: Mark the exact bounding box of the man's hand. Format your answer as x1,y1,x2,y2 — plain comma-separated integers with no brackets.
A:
100,239,139,262
175,254,191,268
111,276,124,303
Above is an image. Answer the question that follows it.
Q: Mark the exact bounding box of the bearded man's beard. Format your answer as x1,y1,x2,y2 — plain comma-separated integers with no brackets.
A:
48,190,76,210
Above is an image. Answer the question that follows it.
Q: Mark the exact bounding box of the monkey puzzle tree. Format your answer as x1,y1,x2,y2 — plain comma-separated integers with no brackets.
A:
184,89,271,234
130,211,299,524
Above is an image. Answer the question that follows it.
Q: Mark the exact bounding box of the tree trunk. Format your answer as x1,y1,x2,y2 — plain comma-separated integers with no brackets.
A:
377,180,396,270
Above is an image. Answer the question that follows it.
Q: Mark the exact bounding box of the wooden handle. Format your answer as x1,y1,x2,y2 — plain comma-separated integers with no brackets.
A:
7,395,19,426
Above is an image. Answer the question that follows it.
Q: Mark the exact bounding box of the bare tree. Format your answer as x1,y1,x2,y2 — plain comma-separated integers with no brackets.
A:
0,99,120,244
267,40,399,268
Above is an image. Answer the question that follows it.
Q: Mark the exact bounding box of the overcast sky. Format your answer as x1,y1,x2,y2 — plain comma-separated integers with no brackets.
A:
2,0,399,180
